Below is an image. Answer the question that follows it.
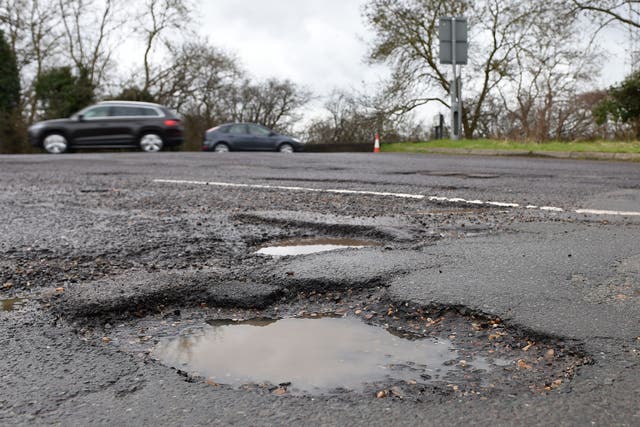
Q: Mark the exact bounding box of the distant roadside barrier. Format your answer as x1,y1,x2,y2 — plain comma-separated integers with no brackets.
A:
304,143,374,153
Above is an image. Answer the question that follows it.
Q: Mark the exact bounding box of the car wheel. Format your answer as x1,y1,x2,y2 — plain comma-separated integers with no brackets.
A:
140,133,164,153
43,133,68,154
214,143,230,153
278,143,294,153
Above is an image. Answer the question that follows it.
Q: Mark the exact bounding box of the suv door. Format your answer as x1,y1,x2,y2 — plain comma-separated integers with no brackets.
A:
110,105,162,145
70,106,115,145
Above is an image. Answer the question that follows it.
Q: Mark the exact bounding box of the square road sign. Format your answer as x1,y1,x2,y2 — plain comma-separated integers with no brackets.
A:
439,17,468,64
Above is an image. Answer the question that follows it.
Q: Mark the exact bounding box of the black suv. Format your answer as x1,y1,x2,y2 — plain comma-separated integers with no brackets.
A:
28,101,184,154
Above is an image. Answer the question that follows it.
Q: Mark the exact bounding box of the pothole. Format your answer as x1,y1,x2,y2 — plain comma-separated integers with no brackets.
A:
152,316,468,395
255,238,381,256
1,298,25,311
85,290,590,400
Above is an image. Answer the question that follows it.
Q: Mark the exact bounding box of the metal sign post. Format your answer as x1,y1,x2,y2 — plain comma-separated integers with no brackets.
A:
439,17,467,140
451,18,459,140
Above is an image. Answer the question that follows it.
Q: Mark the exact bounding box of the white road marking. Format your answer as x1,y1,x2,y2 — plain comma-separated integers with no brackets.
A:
575,209,640,217
154,179,425,199
486,201,521,208
153,179,640,217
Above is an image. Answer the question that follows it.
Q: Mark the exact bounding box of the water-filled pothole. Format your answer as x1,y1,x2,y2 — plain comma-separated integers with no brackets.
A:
153,317,481,395
1,298,25,312
256,238,380,256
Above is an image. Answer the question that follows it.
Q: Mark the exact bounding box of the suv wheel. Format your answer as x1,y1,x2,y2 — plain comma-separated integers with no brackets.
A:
140,133,163,153
43,133,68,154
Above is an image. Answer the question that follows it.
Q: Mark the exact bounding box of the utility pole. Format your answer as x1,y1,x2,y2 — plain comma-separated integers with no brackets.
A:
439,17,467,140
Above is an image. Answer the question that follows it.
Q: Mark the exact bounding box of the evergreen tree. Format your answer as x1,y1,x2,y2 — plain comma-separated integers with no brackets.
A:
0,30,22,153
594,70,640,138
35,66,95,120
112,87,156,103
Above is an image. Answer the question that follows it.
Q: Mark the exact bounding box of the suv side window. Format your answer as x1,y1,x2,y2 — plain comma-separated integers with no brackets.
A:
83,106,111,119
141,107,161,117
248,124,272,136
111,106,161,117
228,124,247,135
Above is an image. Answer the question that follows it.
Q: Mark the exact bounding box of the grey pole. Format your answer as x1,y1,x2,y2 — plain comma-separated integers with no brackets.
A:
439,16,466,139
457,77,463,139
451,17,459,140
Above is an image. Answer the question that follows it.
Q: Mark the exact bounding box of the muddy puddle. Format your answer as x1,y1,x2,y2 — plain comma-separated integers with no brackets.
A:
153,317,484,395
93,291,588,400
256,238,380,256
1,298,25,312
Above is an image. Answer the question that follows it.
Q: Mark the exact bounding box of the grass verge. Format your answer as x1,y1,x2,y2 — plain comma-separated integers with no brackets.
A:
382,139,640,154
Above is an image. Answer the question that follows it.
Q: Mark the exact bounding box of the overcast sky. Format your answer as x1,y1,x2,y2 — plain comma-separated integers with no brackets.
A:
193,1,636,123
199,0,386,96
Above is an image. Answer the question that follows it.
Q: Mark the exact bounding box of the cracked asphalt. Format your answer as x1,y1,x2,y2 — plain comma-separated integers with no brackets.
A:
1,152,639,426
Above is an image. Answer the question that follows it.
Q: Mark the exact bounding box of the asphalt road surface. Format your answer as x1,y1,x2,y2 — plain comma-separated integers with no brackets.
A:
1,152,639,426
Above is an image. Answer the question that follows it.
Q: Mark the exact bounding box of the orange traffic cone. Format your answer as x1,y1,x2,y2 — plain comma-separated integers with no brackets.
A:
373,133,381,153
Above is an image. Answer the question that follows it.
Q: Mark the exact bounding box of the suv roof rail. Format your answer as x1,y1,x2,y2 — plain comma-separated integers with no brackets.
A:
98,100,161,107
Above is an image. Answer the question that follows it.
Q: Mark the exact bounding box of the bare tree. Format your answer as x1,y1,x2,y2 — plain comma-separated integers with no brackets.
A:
221,79,311,132
494,6,601,141
0,0,65,122
305,91,376,144
304,90,426,145
57,0,123,90
573,1,640,69
141,39,240,149
135,0,193,94
363,0,587,139
152,40,240,112
572,0,640,28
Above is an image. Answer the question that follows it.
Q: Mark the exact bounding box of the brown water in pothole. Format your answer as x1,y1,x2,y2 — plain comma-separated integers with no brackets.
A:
256,238,380,256
1,298,25,311
152,317,487,394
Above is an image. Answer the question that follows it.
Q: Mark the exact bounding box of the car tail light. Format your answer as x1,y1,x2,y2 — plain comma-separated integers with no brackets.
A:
164,119,180,126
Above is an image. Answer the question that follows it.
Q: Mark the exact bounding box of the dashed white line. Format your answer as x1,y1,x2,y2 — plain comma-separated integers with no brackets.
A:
323,188,424,199
575,209,640,217
153,179,425,200
486,201,521,208
153,179,640,217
